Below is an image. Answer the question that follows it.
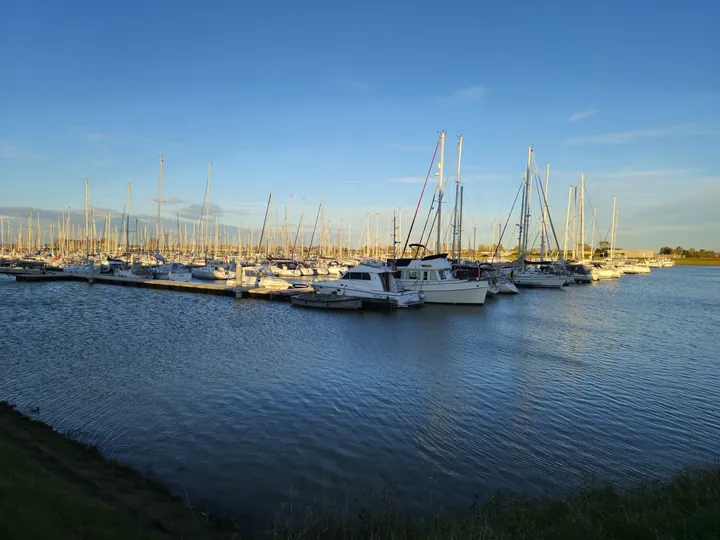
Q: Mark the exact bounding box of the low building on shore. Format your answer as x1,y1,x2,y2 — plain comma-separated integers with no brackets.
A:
614,249,655,259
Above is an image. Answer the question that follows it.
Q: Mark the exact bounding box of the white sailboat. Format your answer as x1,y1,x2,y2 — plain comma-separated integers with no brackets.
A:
511,147,567,288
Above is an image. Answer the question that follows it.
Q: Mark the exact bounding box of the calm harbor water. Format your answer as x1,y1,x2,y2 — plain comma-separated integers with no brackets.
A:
1,266,719,529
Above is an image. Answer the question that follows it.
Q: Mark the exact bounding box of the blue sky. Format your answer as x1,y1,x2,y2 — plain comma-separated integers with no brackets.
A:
1,0,718,250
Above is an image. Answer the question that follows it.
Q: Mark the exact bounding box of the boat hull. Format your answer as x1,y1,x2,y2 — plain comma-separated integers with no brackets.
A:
497,281,519,294
291,293,362,310
312,284,423,308
406,281,488,305
191,268,235,280
513,274,566,288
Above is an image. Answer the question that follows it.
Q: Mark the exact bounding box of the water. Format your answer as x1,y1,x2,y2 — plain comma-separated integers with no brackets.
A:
1,267,719,529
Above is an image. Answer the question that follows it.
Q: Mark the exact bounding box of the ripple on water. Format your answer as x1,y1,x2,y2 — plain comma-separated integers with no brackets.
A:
1,268,719,528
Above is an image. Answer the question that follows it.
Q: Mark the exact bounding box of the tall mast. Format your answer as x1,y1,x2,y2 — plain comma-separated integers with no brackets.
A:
540,163,550,259
435,131,445,254
204,161,212,258
563,185,572,259
157,155,163,253
572,186,578,260
85,178,89,260
590,208,597,260
307,196,321,256
610,196,617,261
458,185,464,260
519,146,532,263
580,172,585,261
258,189,273,255
517,171,527,262
293,198,305,255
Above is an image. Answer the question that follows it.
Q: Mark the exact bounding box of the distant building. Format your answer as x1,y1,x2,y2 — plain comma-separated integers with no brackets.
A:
615,249,655,259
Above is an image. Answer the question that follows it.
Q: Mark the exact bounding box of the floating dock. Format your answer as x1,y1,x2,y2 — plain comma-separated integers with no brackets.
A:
1,269,318,301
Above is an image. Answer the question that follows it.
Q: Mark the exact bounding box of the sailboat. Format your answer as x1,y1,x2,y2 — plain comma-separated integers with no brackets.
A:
510,147,567,288
391,132,488,304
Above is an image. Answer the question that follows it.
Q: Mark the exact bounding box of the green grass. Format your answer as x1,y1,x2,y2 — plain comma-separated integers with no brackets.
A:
674,258,720,266
2,400,720,539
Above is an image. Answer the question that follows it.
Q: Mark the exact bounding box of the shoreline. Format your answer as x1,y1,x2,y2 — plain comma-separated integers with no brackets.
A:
2,401,719,538
673,258,720,266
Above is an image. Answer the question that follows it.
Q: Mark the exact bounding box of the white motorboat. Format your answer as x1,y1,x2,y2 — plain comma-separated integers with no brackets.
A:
153,262,192,281
568,264,593,284
231,266,290,290
623,263,651,275
312,261,423,307
393,252,488,305
191,262,235,280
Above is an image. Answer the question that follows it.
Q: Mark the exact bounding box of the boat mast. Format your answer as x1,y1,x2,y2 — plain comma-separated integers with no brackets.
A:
572,186,578,260
84,178,89,260
293,198,305,256
540,163,550,259
590,208,597,260
435,131,445,254
258,189,272,256
458,185,464,261
157,155,163,254
580,172,585,261
204,161,212,259
517,171,526,263
563,185,572,259
610,196,617,261
519,146,532,264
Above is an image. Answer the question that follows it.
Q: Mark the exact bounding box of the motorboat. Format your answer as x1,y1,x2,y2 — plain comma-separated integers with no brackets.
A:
191,262,235,280
230,265,290,290
393,250,488,305
152,262,192,281
622,262,651,275
312,260,423,307
567,263,593,284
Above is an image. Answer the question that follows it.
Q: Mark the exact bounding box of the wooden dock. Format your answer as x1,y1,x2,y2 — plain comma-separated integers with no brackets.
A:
4,269,318,301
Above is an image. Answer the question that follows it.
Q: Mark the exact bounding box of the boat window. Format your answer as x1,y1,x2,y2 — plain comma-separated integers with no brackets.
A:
361,272,371,280
438,270,447,280
341,273,351,280
423,271,429,280
408,270,419,280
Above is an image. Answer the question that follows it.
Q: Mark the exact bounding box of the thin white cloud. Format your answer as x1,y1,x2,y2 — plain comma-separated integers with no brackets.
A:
564,123,702,145
0,143,44,160
569,106,598,122
435,85,486,104
335,78,373,92
152,195,184,205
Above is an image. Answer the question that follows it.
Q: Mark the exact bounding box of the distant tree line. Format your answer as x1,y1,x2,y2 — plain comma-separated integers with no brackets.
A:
659,246,719,258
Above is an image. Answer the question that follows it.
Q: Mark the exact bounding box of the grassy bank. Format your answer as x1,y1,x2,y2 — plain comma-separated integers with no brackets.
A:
2,401,719,539
673,258,720,266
